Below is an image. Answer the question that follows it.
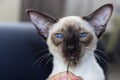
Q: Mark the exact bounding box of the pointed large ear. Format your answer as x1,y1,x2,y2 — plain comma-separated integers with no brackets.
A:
27,10,57,40
83,4,113,38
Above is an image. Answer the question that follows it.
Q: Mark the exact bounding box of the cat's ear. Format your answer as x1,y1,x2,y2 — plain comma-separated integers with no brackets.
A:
83,4,113,38
27,10,57,40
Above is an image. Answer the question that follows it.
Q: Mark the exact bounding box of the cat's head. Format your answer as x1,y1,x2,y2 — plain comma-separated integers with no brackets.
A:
27,4,113,64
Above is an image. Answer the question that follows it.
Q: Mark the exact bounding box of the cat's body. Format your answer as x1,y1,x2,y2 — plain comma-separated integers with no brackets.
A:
27,4,113,80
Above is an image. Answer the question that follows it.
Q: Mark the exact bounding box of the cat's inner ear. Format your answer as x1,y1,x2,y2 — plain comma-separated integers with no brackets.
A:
83,4,113,38
27,10,57,40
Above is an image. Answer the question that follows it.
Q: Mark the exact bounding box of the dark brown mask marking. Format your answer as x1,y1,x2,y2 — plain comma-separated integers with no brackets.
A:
62,26,81,62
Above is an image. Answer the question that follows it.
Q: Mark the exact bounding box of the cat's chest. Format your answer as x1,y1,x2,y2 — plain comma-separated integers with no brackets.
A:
49,53,105,80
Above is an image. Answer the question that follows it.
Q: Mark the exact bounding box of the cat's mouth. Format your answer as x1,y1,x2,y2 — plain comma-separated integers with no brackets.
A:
62,48,82,66
65,54,80,66
63,48,81,64
68,56,77,65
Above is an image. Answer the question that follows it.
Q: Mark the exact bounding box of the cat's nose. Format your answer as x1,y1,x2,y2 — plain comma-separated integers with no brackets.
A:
67,46,76,52
67,46,75,50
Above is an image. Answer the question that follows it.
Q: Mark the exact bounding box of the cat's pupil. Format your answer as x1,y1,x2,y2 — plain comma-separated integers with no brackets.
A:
80,32,87,38
56,33,64,39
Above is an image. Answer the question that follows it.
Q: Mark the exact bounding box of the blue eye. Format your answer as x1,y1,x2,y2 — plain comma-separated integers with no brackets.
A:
80,32,87,38
56,33,64,39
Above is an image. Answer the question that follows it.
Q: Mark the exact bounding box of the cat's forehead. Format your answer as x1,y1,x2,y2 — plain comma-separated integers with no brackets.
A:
50,16,94,33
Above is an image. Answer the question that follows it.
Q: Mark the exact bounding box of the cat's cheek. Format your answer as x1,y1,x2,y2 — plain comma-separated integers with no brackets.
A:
87,36,98,50
47,37,63,57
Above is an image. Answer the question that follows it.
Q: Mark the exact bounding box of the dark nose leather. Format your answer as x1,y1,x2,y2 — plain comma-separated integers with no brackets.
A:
67,45,76,53
67,46,75,50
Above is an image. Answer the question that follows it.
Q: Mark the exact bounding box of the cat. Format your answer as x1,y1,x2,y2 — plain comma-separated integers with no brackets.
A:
27,4,113,80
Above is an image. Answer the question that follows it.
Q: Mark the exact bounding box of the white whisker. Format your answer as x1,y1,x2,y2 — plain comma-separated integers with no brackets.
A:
95,54,111,68
82,48,111,68
33,53,51,66
45,57,53,66
35,48,49,56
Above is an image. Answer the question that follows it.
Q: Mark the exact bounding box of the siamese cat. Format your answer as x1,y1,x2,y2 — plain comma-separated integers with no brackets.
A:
27,4,113,80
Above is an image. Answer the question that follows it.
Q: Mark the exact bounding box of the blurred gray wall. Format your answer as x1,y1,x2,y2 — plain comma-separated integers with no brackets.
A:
20,0,65,21
63,0,118,16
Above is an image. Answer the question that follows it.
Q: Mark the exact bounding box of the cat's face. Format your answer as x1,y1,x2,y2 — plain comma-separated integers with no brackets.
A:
27,4,113,64
47,16,97,63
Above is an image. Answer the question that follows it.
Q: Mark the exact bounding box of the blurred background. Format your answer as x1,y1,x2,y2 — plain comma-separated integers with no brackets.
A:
0,0,120,80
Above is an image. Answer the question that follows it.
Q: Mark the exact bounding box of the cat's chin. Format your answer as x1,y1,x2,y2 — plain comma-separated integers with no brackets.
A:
63,56,80,67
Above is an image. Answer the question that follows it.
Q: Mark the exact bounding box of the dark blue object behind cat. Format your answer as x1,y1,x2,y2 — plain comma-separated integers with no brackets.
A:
0,23,108,80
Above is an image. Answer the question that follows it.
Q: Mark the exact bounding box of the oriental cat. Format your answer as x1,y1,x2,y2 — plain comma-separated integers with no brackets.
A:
27,4,113,80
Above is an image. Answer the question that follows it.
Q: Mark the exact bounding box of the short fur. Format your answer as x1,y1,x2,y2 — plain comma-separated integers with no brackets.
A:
27,4,113,80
